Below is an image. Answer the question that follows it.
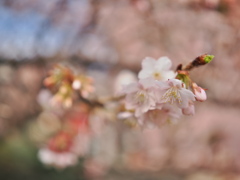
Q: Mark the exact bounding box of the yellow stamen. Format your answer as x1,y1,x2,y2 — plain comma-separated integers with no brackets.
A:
134,91,146,104
161,87,182,104
153,72,161,80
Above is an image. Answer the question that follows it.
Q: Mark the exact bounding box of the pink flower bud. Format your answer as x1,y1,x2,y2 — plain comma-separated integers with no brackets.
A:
182,101,195,115
192,83,207,102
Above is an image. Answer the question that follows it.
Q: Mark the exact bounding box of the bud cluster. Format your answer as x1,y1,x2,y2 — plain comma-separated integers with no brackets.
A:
44,65,94,108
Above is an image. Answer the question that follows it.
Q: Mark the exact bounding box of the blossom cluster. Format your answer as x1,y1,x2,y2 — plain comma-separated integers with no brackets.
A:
121,57,207,127
39,54,212,169
44,65,94,108
38,105,91,169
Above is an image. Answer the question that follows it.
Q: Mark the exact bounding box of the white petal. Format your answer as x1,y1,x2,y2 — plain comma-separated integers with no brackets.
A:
135,96,155,117
163,104,182,119
182,102,195,115
122,82,139,94
139,78,156,89
167,79,183,87
141,57,156,70
38,148,54,165
125,94,137,109
155,56,172,71
161,71,177,81
138,69,153,79
179,89,195,108
135,104,149,117
135,108,143,117
180,89,195,101
117,112,133,119
155,103,164,109
156,81,170,90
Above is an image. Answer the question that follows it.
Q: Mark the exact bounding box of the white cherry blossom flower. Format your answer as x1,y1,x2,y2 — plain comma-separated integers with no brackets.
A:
123,78,157,117
159,79,195,108
138,109,169,128
114,70,137,95
138,56,176,80
138,104,182,128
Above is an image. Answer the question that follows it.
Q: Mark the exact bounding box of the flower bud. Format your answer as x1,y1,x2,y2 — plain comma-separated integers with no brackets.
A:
202,54,214,64
192,83,207,102
72,79,82,90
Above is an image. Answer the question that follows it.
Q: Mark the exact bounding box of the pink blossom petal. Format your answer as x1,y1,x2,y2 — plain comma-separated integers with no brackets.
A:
123,82,139,94
182,101,195,115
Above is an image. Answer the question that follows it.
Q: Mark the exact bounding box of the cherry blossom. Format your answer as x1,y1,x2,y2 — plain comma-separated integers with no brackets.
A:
138,109,169,128
138,104,182,128
38,148,78,169
138,56,176,81
72,76,95,98
159,79,195,108
123,78,157,117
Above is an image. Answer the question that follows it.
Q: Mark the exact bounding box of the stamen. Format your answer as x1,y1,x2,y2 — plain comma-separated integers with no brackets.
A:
161,87,182,104
134,91,146,104
153,72,161,80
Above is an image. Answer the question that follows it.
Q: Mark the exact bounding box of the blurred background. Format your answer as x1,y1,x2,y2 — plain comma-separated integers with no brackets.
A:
1,0,240,179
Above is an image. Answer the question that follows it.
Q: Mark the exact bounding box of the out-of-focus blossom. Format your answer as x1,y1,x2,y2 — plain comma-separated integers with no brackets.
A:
117,111,134,119
50,84,73,108
138,57,176,80
117,111,138,127
72,75,95,98
71,133,91,157
123,78,157,116
138,109,169,128
48,132,73,153
192,83,207,102
38,148,78,169
38,111,92,168
160,79,195,108
114,70,137,95
72,80,82,90
38,132,77,169
163,103,183,120
64,110,90,136
138,103,182,128
65,107,91,156
44,65,74,88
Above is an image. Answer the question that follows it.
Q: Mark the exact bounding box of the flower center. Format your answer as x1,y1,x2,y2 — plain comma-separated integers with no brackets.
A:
153,72,161,80
161,87,182,104
135,91,146,104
